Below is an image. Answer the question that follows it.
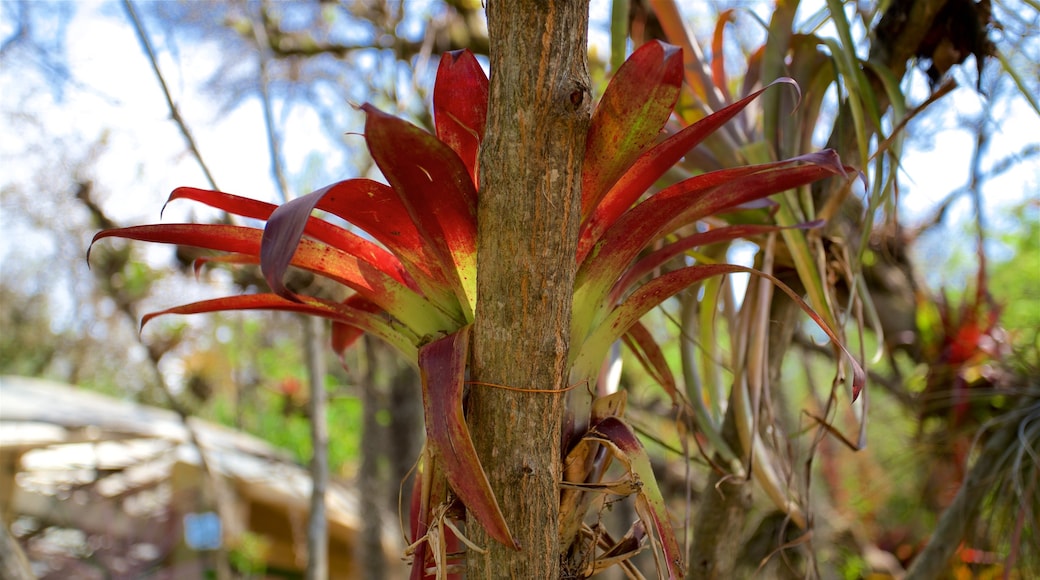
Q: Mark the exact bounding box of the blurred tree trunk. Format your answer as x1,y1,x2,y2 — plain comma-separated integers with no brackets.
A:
466,0,591,577
0,520,33,580
358,335,387,580
304,316,328,580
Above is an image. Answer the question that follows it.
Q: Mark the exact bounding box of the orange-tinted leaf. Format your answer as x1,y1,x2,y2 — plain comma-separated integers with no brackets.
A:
710,9,736,103
418,326,518,550
140,293,418,359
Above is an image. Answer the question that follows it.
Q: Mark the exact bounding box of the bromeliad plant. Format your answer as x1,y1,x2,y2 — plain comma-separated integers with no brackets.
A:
91,41,862,578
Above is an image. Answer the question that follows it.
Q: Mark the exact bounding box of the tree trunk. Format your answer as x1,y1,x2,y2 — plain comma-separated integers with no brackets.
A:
467,1,591,577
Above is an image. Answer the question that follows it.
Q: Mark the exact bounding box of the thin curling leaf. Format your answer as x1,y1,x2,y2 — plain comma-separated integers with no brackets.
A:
418,325,518,550
574,151,848,334
576,264,866,401
434,49,488,185
622,321,678,401
582,40,683,219
587,417,685,579
140,293,418,360
577,79,800,263
363,104,479,320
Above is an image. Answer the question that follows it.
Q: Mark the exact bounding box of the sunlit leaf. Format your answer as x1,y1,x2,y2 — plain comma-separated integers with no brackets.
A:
363,104,479,320
139,293,418,360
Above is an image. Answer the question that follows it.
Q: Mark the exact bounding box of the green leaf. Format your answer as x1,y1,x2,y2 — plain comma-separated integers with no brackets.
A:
611,221,822,301
575,263,866,401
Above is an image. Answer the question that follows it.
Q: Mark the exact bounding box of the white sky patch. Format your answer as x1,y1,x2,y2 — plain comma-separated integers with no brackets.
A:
1,1,1037,335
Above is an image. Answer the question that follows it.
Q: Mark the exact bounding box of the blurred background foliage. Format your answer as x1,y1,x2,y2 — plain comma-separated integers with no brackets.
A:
1,0,1038,578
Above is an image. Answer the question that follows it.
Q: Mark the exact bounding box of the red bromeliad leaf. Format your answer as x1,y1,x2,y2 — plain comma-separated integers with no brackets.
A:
312,180,444,285
140,293,418,360
417,325,518,550
575,151,848,331
266,181,460,317
167,187,414,288
363,104,479,319
610,221,823,301
92,224,453,338
164,186,275,220
576,264,866,401
587,417,686,579
577,79,800,263
582,40,683,220
434,49,488,186
621,321,678,401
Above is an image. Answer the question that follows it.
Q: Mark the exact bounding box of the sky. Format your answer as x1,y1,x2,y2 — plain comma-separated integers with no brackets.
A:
1,0,1038,333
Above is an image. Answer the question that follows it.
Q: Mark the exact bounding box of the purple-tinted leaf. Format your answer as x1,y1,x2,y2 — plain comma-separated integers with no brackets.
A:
582,40,683,219
167,187,415,288
363,104,479,318
140,293,418,360
434,49,488,185
582,264,866,400
577,79,800,263
418,326,518,550
576,151,848,317
588,417,685,579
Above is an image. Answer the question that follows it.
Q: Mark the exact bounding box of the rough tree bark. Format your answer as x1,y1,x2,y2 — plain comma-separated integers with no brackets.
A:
466,1,592,577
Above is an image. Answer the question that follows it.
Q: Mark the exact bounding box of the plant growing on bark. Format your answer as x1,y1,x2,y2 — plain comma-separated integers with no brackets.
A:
91,41,862,578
